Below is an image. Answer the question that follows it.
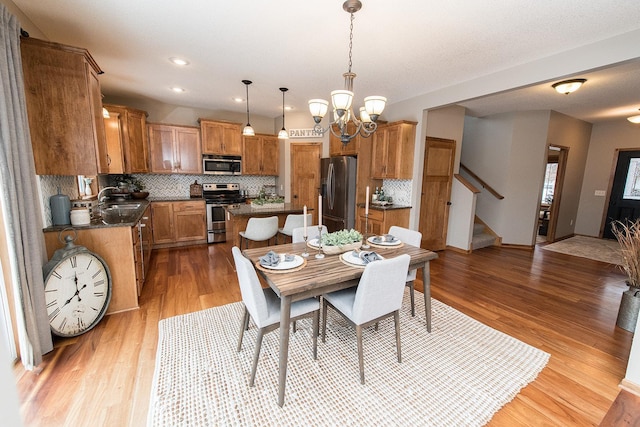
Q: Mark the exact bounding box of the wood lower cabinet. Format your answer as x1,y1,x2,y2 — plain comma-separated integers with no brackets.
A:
148,123,202,174
151,200,206,247
357,207,410,237
104,104,149,173
199,119,242,155
243,134,279,175
370,120,417,179
21,37,108,176
132,205,152,295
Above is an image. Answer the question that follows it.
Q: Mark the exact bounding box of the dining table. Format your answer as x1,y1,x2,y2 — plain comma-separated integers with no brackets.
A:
242,238,438,407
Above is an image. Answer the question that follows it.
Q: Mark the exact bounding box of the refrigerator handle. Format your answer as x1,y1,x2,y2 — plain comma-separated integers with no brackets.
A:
327,162,335,209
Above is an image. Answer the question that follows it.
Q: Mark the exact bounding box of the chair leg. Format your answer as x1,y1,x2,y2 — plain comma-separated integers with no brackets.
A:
356,324,365,384
249,328,264,387
408,281,415,317
237,306,250,352
312,310,319,360
321,299,328,343
394,310,402,363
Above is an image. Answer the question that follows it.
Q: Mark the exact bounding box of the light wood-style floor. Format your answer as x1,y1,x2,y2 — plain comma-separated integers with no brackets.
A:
13,241,634,426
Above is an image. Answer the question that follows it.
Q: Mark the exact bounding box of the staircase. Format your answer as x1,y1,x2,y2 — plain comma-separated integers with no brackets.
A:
472,223,497,250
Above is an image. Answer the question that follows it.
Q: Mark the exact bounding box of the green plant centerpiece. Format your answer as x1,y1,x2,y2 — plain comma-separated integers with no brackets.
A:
250,188,285,208
320,229,363,255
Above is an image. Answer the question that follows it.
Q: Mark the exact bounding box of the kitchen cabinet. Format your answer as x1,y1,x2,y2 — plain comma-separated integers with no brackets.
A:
357,206,410,237
329,123,360,156
370,120,417,179
103,104,149,173
148,123,202,174
243,133,279,175
132,205,152,295
21,37,108,176
151,200,206,247
199,119,243,155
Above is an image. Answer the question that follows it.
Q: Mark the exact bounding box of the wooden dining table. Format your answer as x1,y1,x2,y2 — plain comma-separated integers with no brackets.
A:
242,240,438,407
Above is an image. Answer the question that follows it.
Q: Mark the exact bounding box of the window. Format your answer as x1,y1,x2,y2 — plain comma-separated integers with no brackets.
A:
622,158,640,200
542,163,557,204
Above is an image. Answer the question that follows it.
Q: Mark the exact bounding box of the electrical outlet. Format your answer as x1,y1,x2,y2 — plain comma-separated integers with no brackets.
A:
594,190,606,196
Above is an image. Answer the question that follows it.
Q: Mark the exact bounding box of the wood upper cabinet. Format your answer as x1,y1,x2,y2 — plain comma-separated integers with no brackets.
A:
329,123,360,156
103,104,149,173
370,120,417,179
199,119,242,155
151,201,206,246
21,37,108,176
148,123,202,174
243,134,279,176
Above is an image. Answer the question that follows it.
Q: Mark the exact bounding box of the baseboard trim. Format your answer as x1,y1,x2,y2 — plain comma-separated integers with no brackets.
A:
500,243,534,251
446,245,471,254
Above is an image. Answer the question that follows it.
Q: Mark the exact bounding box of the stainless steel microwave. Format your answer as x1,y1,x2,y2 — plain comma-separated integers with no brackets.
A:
202,155,242,175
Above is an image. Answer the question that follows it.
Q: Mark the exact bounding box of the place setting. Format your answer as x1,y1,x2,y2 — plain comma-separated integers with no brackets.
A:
255,250,307,273
340,249,385,268
366,233,404,249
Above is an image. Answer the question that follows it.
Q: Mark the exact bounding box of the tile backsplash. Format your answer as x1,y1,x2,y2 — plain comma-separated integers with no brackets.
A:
39,175,80,227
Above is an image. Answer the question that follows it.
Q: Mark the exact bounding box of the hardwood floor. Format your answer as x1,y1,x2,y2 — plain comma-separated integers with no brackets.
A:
13,242,634,426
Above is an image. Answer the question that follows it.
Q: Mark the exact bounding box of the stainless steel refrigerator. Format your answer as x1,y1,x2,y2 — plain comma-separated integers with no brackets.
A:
320,156,357,232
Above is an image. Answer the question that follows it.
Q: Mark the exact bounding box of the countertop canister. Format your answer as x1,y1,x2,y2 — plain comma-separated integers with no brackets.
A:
50,187,71,226
70,208,91,226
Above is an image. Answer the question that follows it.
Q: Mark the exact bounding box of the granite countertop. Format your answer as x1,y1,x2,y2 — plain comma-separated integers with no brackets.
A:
43,200,151,232
225,203,308,216
147,196,203,202
357,202,411,211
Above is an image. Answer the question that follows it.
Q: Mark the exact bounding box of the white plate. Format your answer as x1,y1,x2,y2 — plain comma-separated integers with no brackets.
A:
368,235,402,246
261,254,304,270
307,238,321,248
340,251,385,266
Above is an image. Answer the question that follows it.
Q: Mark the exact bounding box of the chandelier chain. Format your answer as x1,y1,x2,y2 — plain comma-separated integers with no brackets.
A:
347,12,354,74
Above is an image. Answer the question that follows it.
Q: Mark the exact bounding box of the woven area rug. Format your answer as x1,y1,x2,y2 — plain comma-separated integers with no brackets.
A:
148,290,549,426
541,235,622,265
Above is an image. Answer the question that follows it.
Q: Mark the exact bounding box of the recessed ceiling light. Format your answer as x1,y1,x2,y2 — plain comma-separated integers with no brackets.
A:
551,78,586,95
285,106,293,111
169,57,189,66
171,87,185,93
233,97,244,103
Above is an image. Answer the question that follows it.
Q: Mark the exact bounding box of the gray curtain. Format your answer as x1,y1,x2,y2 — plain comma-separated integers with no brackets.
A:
0,5,53,368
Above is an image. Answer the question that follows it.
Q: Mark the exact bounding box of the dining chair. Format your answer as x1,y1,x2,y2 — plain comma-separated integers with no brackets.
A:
239,216,279,249
278,213,312,243
389,225,423,316
232,246,320,387
321,253,411,384
291,224,328,243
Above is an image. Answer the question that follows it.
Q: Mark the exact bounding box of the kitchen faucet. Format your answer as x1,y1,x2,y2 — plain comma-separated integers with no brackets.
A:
97,186,118,203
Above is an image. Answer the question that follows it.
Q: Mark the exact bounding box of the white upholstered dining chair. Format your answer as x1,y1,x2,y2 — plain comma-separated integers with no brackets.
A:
232,246,320,386
389,225,422,316
321,253,411,384
239,216,279,249
278,213,312,243
291,224,328,243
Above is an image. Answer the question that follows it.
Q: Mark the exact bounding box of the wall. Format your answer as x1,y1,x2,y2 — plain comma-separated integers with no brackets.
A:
575,121,640,236
545,111,592,239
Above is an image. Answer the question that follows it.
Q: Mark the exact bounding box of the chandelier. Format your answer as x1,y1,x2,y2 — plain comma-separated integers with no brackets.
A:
308,0,386,145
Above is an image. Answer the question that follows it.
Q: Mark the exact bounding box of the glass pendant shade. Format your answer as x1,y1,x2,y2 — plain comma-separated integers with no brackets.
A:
552,79,586,95
331,90,354,114
309,99,329,121
359,107,371,123
278,128,289,139
364,96,386,118
242,124,255,136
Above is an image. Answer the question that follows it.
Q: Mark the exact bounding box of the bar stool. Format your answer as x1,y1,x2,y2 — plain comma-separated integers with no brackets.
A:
239,216,279,249
278,213,312,243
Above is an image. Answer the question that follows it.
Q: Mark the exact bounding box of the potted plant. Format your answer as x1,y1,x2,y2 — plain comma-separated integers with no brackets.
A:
320,229,363,255
611,219,640,332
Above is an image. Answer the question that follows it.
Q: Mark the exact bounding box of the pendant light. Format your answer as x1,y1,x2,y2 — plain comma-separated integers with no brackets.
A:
278,87,289,139
242,80,255,136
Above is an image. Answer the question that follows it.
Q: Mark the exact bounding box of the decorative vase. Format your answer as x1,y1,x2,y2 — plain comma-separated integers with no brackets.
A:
83,178,93,197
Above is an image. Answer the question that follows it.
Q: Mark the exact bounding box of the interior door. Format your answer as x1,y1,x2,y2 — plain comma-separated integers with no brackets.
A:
602,149,640,239
419,137,456,251
291,143,322,224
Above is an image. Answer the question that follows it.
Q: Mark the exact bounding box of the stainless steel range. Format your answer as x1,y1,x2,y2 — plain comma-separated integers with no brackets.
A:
203,183,245,243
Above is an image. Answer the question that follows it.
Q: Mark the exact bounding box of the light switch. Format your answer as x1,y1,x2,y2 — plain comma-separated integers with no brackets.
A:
594,190,606,196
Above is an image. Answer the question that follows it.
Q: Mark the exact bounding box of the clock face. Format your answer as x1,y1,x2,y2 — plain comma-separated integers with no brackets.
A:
44,251,111,337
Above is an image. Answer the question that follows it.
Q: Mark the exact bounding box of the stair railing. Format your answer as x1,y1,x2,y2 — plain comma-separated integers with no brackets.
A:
460,163,504,200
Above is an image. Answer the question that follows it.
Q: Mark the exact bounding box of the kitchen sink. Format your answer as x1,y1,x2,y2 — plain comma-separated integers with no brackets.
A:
103,203,142,210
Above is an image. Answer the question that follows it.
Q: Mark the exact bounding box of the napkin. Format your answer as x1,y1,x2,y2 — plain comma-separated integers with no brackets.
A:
358,251,382,264
373,234,397,243
260,251,281,267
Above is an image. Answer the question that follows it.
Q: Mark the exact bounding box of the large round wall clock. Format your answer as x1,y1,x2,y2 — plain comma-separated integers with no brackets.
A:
42,230,112,337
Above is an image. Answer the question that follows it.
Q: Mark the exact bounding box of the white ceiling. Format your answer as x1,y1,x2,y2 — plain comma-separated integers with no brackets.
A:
9,0,640,123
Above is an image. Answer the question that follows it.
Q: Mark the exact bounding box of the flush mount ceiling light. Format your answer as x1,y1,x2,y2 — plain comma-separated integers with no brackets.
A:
169,57,189,66
242,80,255,136
278,88,289,139
308,0,386,146
170,86,185,93
628,109,640,124
552,78,587,95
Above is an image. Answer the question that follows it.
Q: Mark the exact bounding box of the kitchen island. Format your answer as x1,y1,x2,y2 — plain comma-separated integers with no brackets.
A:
225,203,310,248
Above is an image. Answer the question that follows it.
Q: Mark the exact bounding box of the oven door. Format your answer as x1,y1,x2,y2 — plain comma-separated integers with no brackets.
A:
206,203,227,243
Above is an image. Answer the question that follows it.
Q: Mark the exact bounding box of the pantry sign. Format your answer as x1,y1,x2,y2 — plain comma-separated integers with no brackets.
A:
288,128,324,138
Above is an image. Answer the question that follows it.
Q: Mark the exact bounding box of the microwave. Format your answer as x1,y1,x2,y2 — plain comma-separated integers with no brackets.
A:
203,155,242,175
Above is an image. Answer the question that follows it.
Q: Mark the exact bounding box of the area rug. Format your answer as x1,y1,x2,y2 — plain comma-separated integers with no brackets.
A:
148,290,549,426
541,235,622,265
